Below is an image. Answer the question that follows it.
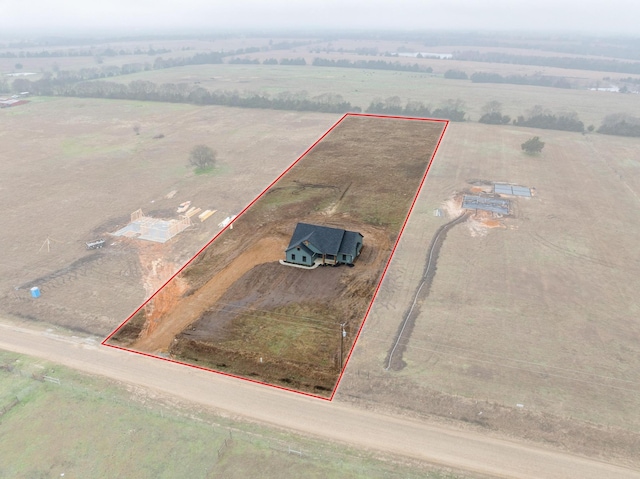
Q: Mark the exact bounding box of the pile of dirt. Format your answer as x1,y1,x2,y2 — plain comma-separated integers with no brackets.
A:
466,210,507,237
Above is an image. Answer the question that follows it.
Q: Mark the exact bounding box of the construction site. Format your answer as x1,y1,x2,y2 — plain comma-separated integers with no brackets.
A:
106,114,448,397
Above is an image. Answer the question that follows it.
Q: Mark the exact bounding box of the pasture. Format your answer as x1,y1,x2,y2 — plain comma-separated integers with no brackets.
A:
100,63,640,127
339,122,640,464
0,97,337,335
0,350,465,479
2,33,640,466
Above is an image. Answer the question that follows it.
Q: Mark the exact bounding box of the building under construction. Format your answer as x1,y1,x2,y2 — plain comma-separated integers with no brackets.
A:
111,209,191,243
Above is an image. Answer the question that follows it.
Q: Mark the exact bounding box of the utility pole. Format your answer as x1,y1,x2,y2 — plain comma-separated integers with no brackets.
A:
339,322,347,370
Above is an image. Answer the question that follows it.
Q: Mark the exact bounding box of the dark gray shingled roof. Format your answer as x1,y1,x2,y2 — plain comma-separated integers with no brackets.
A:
340,230,362,256
286,223,362,256
287,223,345,255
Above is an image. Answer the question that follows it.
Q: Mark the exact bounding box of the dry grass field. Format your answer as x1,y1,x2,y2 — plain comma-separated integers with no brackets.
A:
3,33,640,467
338,121,640,464
105,63,640,127
0,97,337,335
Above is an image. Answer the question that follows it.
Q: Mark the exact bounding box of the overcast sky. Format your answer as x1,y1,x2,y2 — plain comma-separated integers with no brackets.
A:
1,0,638,36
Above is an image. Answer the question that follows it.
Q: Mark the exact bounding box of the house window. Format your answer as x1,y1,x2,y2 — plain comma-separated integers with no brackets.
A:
291,254,296,261
342,254,347,261
302,255,307,263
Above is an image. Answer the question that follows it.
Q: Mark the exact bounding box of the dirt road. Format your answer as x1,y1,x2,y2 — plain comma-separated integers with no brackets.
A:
1,320,638,479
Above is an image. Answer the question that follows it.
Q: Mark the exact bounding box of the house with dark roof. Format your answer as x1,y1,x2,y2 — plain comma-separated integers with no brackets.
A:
284,223,363,267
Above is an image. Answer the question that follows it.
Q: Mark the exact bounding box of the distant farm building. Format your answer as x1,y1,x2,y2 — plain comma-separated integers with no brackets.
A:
284,223,363,267
462,195,510,215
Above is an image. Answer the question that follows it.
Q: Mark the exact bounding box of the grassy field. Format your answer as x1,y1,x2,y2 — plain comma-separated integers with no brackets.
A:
0,37,282,78
338,121,640,463
100,63,640,127
2,33,640,467
0,350,470,479
0,97,337,336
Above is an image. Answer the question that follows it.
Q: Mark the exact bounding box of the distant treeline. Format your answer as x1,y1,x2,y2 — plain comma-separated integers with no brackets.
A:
618,76,640,85
418,33,640,61
365,97,465,121
443,69,573,89
152,52,225,68
279,58,307,65
313,58,433,73
508,105,585,132
15,78,359,114
597,113,640,137
478,112,511,125
453,50,640,75
0,47,172,58
241,57,307,65
7,51,228,87
443,69,468,80
470,72,572,89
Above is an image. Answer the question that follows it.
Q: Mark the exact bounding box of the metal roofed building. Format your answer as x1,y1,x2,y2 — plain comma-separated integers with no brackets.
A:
284,223,363,267
494,183,531,197
462,195,510,215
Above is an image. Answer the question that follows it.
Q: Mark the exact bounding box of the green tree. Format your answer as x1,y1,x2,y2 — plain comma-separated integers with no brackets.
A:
189,145,216,170
521,136,545,154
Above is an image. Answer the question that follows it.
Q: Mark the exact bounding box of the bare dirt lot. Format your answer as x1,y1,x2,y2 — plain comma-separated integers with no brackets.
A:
0,97,338,335
107,115,446,396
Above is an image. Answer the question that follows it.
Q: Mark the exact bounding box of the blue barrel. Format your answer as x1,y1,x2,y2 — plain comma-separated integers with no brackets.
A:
30,287,41,298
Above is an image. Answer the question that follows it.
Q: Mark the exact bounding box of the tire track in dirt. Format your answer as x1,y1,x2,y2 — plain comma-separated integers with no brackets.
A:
530,231,616,268
131,236,286,353
385,212,470,371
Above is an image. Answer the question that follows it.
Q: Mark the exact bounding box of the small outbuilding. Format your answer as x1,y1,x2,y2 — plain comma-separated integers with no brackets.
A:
284,223,363,267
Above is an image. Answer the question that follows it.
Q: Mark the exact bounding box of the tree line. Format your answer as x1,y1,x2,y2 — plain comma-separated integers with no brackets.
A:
442,70,574,89
513,105,585,132
9,73,638,137
477,102,586,132
365,97,466,121
17,78,359,114
470,72,572,89
452,50,640,75
312,58,433,73
597,113,640,137
0,47,171,58
443,69,468,80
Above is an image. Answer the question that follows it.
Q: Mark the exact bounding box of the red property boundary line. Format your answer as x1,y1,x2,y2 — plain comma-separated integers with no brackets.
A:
102,112,450,401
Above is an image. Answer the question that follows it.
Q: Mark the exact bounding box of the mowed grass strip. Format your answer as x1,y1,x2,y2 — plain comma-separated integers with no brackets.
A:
0,351,472,479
